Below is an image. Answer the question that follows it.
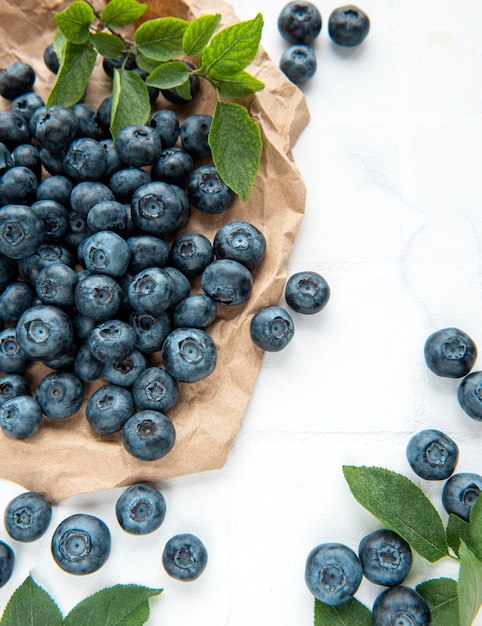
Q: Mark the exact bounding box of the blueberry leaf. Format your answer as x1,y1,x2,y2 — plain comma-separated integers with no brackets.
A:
343,465,449,562
53,28,67,65
134,52,159,73
447,513,472,557
200,13,263,77
469,488,482,560
416,578,459,626
313,597,372,625
213,70,264,98
62,584,163,626
0,574,62,626
134,17,189,61
89,32,125,60
54,1,95,44
47,41,97,108
110,67,151,140
458,541,482,626
101,0,147,29
182,14,222,57
209,101,262,202
145,61,189,89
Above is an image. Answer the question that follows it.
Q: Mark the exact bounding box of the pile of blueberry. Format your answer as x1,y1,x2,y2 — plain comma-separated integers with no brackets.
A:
0,482,207,583
277,2,370,84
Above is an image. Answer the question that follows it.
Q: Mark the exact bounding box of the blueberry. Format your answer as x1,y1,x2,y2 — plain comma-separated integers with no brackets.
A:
305,542,363,606
88,319,137,364
0,540,14,587
328,5,370,47
457,370,482,421
278,2,322,44
406,429,459,480
131,181,185,235
35,105,78,151
0,374,30,406
87,200,128,234
130,311,171,353
39,146,67,176
188,164,236,214
102,53,137,79
358,529,412,587
35,372,83,420
44,43,60,74
424,328,477,379
86,384,135,435
179,114,212,158
170,232,214,278
31,200,69,242
148,109,180,148
163,266,190,309
0,62,35,100
128,267,173,315
250,305,295,352
151,147,193,186
162,327,217,383
122,409,176,461
74,273,122,322
11,92,45,124
442,472,482,521
161,62,200,104
81,230,131,277
63,137,107,181
100,351,144,389
36,175,73,206
162,533,208,581
132,366,179,412
174,294,217,329
4,491,52,542
0,395,42,440
213,221,266,271
0,281,35,322
71,102,100,140
18,243,74,284
51,513,111,575
74,344,103,383
127,235,170,273
0,165,38,207
0,328,32,374
0,256,17,292
96,96,112,135
116,483,166,535
16,304,73,362
280,44,317,84
0,204,44,260
0,111,30,150
372,586,430,626
70,181,115,217
43,342,79,371
115,125,162,168
35,263,77,308
109,167,151,203
11,144,42,181
285,271,330,314
0,142,13,176
99,138,124,179
201,259,253,306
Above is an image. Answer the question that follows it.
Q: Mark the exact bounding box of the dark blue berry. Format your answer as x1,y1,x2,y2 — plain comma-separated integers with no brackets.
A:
0,541,14,587
372,586,430,626
86,384,134,435
87,319,136,364
81,230,131,277
0,165,38,207
280,44,317,84
148,109,180,148
285,271,330,314
0,62,35,100
115,125,162,167
188,164,236,214
162,327,217,383
122,409,176,461
131,181,186,235
70,181,115,217
201,259,253,305
11,144,42,180
109,167,151,203
213,221,266,271
406,429,459,480
0,281,35,322
116,483,166,535
35,105,78,151
250,306,294,352
0,111,30,150
457,370,482,421
174,294,217,329
44,43,60,74
35,372,83,420
0,395,42,440
11,92,45,123
162,533,208,581
31,200,69,242
424,328,477,379
127,235,170,273
0,203,44,260
442,472,482,521
16,304,73,362
36,175,73,206
129,311,171,353
0,328,32,374
170,232,213,278
328,5,370,47
278,2,322,44
179,114,212,157
74,344,102,383
63,137,107,181
0,142,13,176
132,366,179,412
128,267,173,315
74,273,122,322
0,374,30,406
4,491,52,542
151,147,193,186
71,103,100,139
35,263,77,308
87,200,128,234
358,529,412,587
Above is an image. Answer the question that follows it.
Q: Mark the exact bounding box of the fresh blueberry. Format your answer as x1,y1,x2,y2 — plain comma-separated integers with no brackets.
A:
31,199,69,242
0,142,13,176
74,273,122,322
162,327,217,383
74,344,102,383
102,53,137,79
250,306,295,351
0,203,44,260
358,529,412,587
127,235,170,273
17,243,74,285
43,342,79,372
71,102,100,139
442,472,482,521
86,384,135,435
278,1,322,44
188,164,236,214
0,328,32,374
174,294,217,329
0,395,42,440
280,44,317,84
213,221,266,271
102,349,146,388
201,259,253,306
36,175,73,206
0,256,17,292
0,281,35,322
162,533,208,581
122,409,176,461
11,92,45,124
0,165,38,207
132,366,179,412
44,43,60,74
0,374,30,406
406,429,459,480
305,542,363,606
115,483,167,535
109,167,151,203
51,513,111,575
130,311,171,353
131,181,186,235
0,111,30,150
63,137,107,181
81,230,130,277
0,541,14,587
161,62,200,104
170,232,214,278
151,147,193,187
73,312,97,341
424,328,477,379
35,372,83,420
372,586,430,626
0,62,35,100
95,96,112,135
11,144,42,181
100,138,124,179
179,114,212,157
328,5,370,47
163,266,190,308
115,125,162,168
16,304,73,362
457,370,482,421
39,146,67,176
4,491,52,542
285,271,330,314
87,319,137,364
87,200,128,234
70,181,115,217
149,109,180,148
128,267,173,315
35,263,77,308
35,105,78,151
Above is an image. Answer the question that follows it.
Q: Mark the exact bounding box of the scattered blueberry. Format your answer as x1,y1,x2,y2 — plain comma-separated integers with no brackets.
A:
358,528,412,587
86,384,134,435
4,491,52,542
162,533,208,581
457,370,482,421
250,305,294,352
0,203,45,260
162,327,217,383
406,429,459,480
0,374,30,406
102,350,147,388
280,44,317,84
424,327,477,379
285,271,330,314
16,304,74,362
132,366,179,412
328,5,370,47
213,221,266,271
115,125,162,168
87,319,137,364
0,62,36,100
0,395,42,440
372,586,431,626
188,164,236,214
115,483,167,535
35,372,84,420
278,1,322,44
174,294,217,329
442,472,482,521
201,259,253,306
0,540,14,587
122,409,176,461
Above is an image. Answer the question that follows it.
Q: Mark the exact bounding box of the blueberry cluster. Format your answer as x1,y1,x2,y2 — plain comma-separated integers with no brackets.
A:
0,482,207,582
277,2,370,84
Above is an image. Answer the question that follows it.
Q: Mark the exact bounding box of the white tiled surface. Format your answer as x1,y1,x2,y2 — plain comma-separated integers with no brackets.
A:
1,1,482,623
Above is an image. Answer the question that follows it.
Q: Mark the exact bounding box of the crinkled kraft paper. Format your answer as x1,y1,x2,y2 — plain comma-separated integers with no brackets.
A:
0,0,309,501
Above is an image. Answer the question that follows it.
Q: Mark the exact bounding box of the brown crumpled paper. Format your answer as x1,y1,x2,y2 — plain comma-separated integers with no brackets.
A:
0,0,310,501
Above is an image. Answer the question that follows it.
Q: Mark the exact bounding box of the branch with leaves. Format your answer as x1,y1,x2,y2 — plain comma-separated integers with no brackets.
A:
48,0,265,200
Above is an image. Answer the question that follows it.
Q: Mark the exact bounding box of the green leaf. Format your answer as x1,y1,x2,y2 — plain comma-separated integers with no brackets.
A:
416,578,459,626
134,17,189,61
47,41,97,108
145,60,189,89
458,542,482,626
209,101,262,202
62,584,162,626
214,70,264,98
0,575,63,626
53,28,67,65
173,77,192,101
134,52,160,73
469,489,482,560
89,32,125,60
448,513,473,557
182,13,221,57
313,597,372,626
200,13,263,77
54,1,95,44
110,67,151,140
101,0,147,29
343,466,449,562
